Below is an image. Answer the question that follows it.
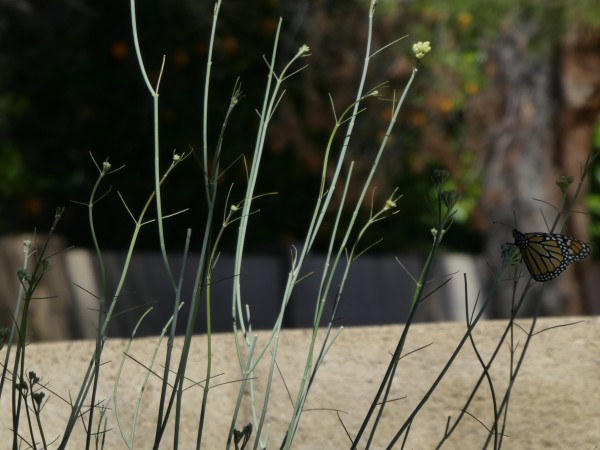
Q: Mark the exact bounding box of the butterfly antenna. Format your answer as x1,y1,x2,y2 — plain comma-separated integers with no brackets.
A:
492,220,512,230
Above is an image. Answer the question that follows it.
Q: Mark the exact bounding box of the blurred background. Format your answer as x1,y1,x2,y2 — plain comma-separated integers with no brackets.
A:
1,0,600,340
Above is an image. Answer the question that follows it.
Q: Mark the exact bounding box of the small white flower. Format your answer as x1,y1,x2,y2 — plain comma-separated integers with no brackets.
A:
173,153,181,162
299,44,310,55
384,199,397,210
431,228,446,241
412,41,432,59
230,204,240,212
102,161,111,172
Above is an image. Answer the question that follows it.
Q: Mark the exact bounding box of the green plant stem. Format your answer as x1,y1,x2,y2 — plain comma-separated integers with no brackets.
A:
152,177,216,448
152,219,212,448
85,161,112,449
114,306,154,449
12,209,63,450
59,156,181,449
231,18,283,343
464,276,500,450
227,22,310,448
162,21,245,450
500,314,540,445
237,95,365,396
440,178,587,448
174,0,229,448
434,279,534,448
280,6,379,448
125,1,203,448
196,206,237,449
276,4,413,447
233,66,367,450
195,77,242,450
556,156,590,232
346,75,421,450
384,276,502,449
155,229,191,443
114,302,180,449
158,4,229,447
202,2,220,203
152,67,176,292
435,175,586,449
0,240,30,402
226,338,258,449
22,393,37,450
354,183,454,448
130,0,175,293
32,396,48,450
485,289,543,449
357,232,441,449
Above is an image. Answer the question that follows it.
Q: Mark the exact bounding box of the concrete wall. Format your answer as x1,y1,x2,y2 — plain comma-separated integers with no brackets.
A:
1,318,598,448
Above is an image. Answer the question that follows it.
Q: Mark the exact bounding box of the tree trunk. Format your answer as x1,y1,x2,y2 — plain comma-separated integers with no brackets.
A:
479,9,597,317
557,25,600,313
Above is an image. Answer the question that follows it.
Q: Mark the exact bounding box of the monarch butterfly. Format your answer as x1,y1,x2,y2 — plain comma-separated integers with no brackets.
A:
510,229,591,282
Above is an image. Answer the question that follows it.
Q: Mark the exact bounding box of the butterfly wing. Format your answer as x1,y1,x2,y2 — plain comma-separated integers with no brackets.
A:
520,233,568,281
512,230,590,282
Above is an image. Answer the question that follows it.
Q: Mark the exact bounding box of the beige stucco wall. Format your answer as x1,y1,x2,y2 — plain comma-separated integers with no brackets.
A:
1,317,599,449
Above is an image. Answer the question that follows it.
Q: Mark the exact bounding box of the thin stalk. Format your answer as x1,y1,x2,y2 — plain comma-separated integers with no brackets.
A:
284,33,417,450
356,178,454,448
268,3,414,446
464,275,499,449
434,278,535,448
195,82,243,449
23,393,37,450
154,8,242,448
484,290,544,449
85,0,166,441
155,228,192,439
155,185,215,448
360,233,442,449
436,174,586,448
225,338,258,449
231,18,282,341
232,94,366,384
152,60,176,291
114,307,154,449
85,161,113,450
59,156,182,449
129,0,175,290
252,330,281,450
12,209,64,449
197,203,239,449
32,391,48,450
485,175,588,448
202,1,221,203
0,239,30,401
226,24,309,447
385,275,503,449
282,183,398,449
58,164,108,448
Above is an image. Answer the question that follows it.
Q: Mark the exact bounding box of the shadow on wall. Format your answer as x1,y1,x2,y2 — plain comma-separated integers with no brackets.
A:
3,234,596,341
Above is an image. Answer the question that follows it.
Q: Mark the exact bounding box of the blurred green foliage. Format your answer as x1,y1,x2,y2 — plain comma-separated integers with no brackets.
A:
1,0,599,254
586,117,600,242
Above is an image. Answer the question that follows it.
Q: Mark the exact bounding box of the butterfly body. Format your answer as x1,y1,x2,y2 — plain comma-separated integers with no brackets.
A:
511,229,590,282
